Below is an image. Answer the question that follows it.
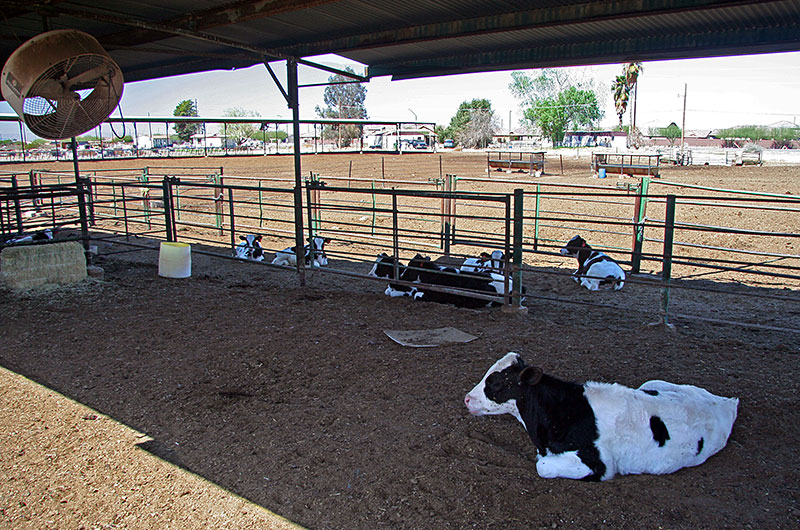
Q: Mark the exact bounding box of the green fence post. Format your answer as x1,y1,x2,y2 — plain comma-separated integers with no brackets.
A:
112,179,118,217
371,181,376,236
258,181,264,227
512,188,525,310
139,168,151,228
443,174,453,256
211,173,223,235
305,180,316,247
162,177,173,242
174,182,181,221
661,195,676,328
533,183,541,251
449,173,457,245
631,176,650,273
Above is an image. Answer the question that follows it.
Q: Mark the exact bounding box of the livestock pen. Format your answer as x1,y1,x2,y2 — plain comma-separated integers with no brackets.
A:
3,163,798,332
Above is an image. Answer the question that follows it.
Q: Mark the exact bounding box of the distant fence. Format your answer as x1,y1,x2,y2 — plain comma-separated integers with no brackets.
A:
2,168,799,329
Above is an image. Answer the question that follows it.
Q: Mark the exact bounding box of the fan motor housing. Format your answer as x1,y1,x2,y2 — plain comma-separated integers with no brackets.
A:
1,29,123,140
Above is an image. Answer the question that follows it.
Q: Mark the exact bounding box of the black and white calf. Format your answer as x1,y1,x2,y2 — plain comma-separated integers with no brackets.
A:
465,352,738,481
560,235,625,291
368,253,416,297
403,254,523,309
234,234,265,261
460,250,505,274
4,228,55,244
272,236,330,267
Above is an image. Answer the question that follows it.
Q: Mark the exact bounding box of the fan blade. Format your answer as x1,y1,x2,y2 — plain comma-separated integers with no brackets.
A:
64,65,111,89
34,79,79,101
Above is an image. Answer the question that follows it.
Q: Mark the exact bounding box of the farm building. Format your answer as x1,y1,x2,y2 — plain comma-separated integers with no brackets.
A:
364,124,435,150
135,134,171,150
190,134,237,149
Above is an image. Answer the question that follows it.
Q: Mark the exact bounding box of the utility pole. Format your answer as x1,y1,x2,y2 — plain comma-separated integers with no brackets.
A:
680,83,687,165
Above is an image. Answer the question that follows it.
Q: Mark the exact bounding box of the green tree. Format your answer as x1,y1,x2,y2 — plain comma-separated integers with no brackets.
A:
173,99,200,142
315,67,367,147
510,69,603,145
222,107,261,145
445,99,496,148
651,122,682,147
523,88,601,145
24,139,48,149
771,127,800,149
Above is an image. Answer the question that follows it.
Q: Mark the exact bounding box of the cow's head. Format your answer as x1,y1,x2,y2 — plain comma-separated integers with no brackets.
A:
486,250,505,272
402,254,432,282
464,352,543,420
308,237,331,265
369,253,403,279
560,235,588,257
239,234,264,260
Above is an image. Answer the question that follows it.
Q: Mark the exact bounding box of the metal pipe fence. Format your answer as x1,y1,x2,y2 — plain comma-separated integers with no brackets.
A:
2,168,798,330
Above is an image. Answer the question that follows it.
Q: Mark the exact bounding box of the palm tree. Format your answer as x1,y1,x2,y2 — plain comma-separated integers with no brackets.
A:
612,74,629,128
624,62,644,130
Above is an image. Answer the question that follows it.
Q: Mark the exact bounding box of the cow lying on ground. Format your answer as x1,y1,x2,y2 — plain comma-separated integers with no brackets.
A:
272,236,330,267
460,250,505,274
464,352,739,481
368,253,416,297
560,235,625,291
3,228,55,244
403,254,524,309
234,234,264,261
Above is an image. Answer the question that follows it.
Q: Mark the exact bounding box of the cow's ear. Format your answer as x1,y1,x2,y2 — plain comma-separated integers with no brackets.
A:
520,366,543,386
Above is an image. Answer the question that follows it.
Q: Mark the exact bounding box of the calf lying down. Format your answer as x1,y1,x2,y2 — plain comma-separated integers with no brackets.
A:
368,253,525,308
465,352,738,481
272,237,330,267
234,234,264,261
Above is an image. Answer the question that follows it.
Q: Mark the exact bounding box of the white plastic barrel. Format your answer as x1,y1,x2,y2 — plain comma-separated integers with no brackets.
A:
158,242,191,278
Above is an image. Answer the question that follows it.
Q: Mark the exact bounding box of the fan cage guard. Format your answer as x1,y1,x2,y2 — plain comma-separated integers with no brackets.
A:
21,54,122,140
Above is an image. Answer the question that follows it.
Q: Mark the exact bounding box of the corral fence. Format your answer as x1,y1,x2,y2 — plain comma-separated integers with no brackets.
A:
2,168,799,330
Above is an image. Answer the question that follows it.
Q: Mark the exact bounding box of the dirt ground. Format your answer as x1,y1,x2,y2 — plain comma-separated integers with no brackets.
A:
1,152,799,529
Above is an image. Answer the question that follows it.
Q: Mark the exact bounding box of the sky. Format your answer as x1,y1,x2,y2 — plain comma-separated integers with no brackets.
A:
2,50,800,141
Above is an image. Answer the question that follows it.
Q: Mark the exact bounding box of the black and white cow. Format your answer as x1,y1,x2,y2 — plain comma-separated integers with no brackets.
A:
460,250,505,274
234,234,265,261
272,236,330,267
560,235,625,291
368,253,416,297
403,254,522,309
4,228,55,244
464,352,739,481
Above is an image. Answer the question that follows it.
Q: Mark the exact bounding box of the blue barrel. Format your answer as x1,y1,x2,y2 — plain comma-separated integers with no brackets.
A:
598,168,607,179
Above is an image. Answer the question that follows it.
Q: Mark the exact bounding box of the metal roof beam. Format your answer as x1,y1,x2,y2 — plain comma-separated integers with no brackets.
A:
370,23,800,80
25,3,368,81
270,0,768,56
100,0,338,48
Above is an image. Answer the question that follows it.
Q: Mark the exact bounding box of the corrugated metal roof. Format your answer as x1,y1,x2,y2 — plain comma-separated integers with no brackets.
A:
1,0,799,88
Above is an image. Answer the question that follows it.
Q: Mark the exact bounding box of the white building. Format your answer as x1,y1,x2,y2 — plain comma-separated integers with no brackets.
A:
135,134,171,150
190,134,236,149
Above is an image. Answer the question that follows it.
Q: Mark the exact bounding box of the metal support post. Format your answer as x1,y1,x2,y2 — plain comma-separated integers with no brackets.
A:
661,195,676,328
288,58,306,284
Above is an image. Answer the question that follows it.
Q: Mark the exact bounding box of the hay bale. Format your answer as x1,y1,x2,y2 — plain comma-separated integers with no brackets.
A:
1,241,87,291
